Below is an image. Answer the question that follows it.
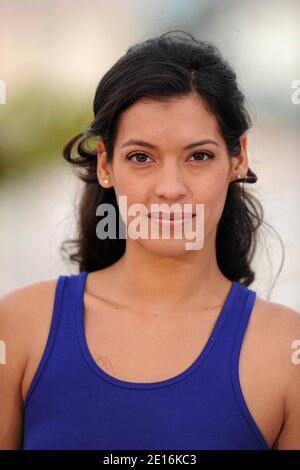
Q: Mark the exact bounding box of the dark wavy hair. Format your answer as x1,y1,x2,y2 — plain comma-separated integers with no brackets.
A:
61,30,284,294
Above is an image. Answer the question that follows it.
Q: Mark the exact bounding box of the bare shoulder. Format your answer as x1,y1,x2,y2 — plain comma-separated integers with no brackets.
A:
0,278,58,352
252,295,300,357
253,296,300,449
252,295,300,379
0,277,58,309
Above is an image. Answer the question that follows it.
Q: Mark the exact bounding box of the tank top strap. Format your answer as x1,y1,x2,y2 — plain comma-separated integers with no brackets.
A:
220,283,268,449
230,282,257,358
23,271,88,409
203,280,257,370
230,282,257,355
197,280,266,447
53,271,89,355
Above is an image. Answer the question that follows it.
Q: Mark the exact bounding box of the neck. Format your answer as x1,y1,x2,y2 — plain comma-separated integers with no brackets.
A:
112,233,230,316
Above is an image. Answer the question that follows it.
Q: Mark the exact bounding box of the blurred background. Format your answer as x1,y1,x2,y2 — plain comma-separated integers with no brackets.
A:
0,0,299,309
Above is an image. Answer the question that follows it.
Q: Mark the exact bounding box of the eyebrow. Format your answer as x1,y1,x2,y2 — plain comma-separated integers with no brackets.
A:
121,138,219,150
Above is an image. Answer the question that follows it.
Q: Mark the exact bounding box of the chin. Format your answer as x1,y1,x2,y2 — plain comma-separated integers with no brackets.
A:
135,237,201,257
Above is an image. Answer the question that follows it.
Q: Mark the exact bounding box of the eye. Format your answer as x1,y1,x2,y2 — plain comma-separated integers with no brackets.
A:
188,152,214,162
126,152,152,164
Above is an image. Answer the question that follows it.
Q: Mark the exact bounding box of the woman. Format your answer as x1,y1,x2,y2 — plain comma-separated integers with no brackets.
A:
1,31,299,450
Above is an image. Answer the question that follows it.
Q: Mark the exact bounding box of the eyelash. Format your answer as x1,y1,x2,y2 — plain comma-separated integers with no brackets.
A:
125,151,214,165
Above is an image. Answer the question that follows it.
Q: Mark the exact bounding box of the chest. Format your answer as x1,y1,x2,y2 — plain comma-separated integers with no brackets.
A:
83,295,284,449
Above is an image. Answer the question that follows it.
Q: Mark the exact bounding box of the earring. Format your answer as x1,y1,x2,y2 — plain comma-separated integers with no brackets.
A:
231,168,258,184
104,178,109,184
231,173,243,184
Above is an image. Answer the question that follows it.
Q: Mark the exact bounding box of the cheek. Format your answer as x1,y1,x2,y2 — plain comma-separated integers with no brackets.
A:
115,184,146,209
112,169,145,204
112,176,148,222
112,163,145,197
196,179,228,228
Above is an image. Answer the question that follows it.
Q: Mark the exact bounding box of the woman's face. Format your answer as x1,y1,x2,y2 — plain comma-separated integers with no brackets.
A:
97,92,247,257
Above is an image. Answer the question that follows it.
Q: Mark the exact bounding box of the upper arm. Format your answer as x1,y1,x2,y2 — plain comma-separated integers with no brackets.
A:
272,306,300,450
0,279,57,450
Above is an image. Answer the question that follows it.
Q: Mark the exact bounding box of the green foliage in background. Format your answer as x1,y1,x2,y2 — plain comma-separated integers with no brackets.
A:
0,82,94,181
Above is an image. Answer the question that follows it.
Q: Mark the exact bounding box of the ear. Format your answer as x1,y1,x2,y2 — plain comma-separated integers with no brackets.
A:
229,133,249,182
97,139,113,188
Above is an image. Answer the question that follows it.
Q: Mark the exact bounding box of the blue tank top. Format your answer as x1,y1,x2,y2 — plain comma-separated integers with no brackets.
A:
22,271,270,450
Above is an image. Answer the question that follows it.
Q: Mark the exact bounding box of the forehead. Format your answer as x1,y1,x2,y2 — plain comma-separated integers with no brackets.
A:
115,93,222,145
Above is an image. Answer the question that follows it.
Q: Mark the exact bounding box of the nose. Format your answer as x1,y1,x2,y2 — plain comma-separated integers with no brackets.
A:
154,163,189,201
